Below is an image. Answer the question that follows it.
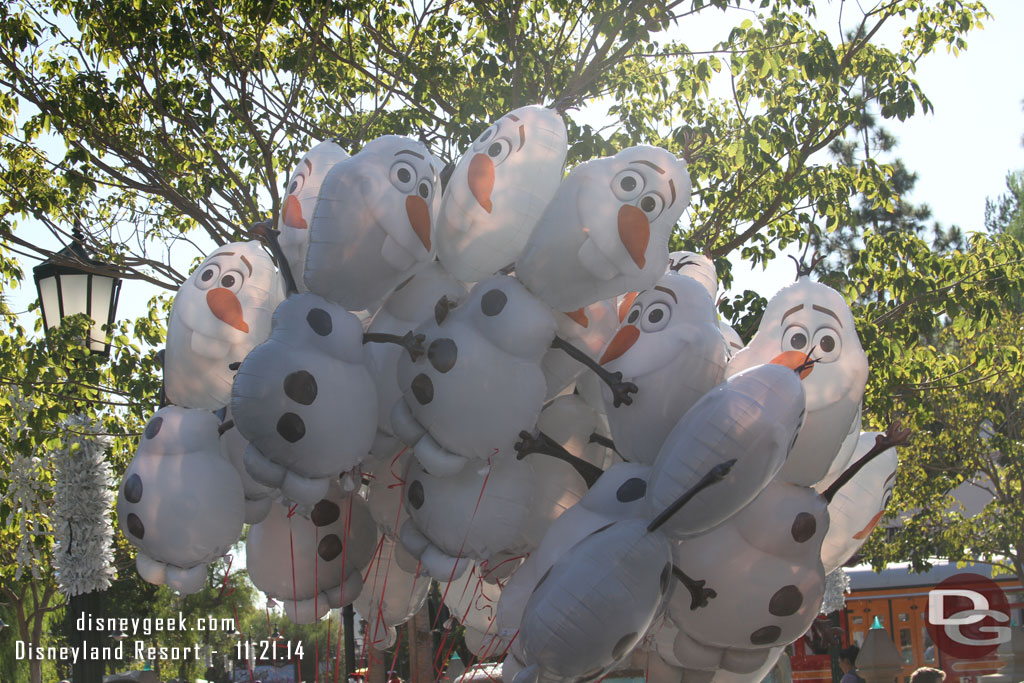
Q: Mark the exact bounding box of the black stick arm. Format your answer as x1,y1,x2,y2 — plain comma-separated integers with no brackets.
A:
588,432,619,454
822,421,911,503
362,331,426,361
218,419,235,436
515,430,604,488
250,220,299,295
647,459,737,533
672,566,718,610
550,335,637,407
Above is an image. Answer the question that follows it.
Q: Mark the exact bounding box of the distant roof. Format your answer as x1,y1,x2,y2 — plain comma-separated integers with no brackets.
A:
846,562,1021,593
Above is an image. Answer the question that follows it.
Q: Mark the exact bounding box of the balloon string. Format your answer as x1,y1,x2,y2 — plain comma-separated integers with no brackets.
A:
315,524,320,683
288,517,299,631
453,583,503,678
232,601,256,683
387,625,403,682
434,451,496,630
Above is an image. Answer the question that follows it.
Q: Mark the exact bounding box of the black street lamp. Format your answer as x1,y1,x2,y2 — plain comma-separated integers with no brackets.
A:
32,224,122,356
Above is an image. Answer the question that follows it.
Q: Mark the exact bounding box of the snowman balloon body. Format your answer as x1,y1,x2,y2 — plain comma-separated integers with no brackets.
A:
118,406,245,594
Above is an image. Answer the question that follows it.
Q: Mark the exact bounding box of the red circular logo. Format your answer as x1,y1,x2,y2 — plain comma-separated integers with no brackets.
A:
926,572,1010,660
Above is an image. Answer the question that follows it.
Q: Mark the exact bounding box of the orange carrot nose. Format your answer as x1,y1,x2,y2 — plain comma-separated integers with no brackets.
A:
618,292,638,322
406,194,432,251
282,194,307,229
770,350,814,379
468,154,494,213
600,325,641,365
207,288,249,333
852,510,885,540
566,308,589,328
618,204,650,269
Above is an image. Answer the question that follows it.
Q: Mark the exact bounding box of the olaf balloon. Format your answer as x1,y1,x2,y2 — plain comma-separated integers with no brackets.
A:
305,135,442,310
231,292,377,504
219,408,274,524
437,105,568,282
668,250,718,301
599,271,726,465
669,480,828,674
353,534,431,649
391,275,557,476
247,483,378,623
516,145,692,312
645,361,807,539
118,406,245,594
278,140,350,290
164,241,284,410
725,277,868,486
364,261,466,456
820,432,898,574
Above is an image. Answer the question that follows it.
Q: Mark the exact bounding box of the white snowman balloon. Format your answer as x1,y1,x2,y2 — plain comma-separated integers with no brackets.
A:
437,105,568,283
725,277,868,487
364,261,466,455
231,292,378,505
391,275,557,476
645,362,807,539
218,407,274,524
353,534,431,650
164,241,284,410
278,140,350,290
517,145,692,312
246,483,378,623
305,135,442,311
118,406,245,594
820,431,898,574
600,271,726,465
720,321,745,360
670,480,828,674
668,250,718,301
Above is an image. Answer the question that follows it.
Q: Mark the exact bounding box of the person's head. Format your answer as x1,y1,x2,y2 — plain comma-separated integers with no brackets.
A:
839,644,860,671
910,667,946,683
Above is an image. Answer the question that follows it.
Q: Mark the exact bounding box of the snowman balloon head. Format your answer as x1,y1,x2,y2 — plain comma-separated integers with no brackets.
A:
726,277,868,486
164,241,284,410
517,145,692,312
277,140,350,291
437,105,568,283
305,135,442,311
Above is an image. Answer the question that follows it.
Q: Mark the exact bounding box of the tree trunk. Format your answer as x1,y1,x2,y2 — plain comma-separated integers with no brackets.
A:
407,608,435,683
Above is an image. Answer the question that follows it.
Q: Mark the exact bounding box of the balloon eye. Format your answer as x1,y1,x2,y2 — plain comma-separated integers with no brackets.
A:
783,325,809,352
627,308,641,324
195,263,221,290
640,302,671,333
811,326,842,363
483,138,512,164
389,161,418,192
288,172,306,196
638,192,665,220
418,182,430,198
475,125,496,147
220,270,245,293
611,170,644,200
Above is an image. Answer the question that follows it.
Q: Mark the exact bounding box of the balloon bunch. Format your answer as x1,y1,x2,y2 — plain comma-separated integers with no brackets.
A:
117,104,906,679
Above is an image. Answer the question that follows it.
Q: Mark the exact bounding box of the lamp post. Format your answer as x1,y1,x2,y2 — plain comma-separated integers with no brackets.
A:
32,224,122,356
34,224,122,683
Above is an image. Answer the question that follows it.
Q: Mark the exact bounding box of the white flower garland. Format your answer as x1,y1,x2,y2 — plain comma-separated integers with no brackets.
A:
51,414,117,596
1,389,48,580
821,567,850,615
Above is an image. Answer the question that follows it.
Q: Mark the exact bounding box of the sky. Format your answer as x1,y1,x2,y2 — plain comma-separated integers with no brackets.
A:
11,0,1024,324
726,0,1024,296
